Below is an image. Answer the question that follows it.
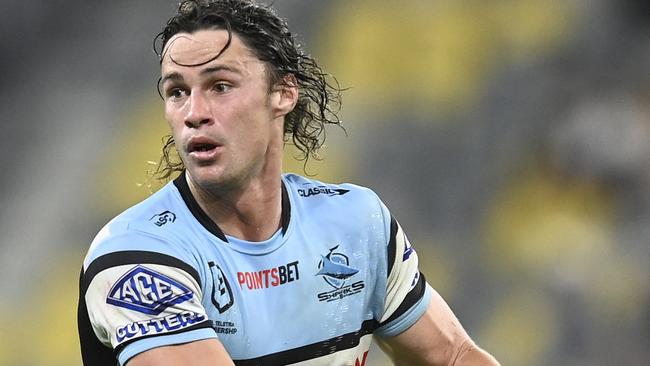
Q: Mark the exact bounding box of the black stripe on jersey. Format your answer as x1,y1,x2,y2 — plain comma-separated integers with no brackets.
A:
78,267,117,366
386,216,399,278
280,179,291,235
380,272,427,327
113,319,215,358
174,172,228,241
174,172,292,242
81,250,201,295
233,319,379,366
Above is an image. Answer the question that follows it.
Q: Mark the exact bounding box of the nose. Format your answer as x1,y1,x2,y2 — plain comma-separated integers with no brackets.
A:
184,91,212,128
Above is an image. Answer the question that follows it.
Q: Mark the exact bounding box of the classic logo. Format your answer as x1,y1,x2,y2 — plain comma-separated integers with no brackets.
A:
149,210,176,227
316,246,365,302
208,261,234,314
107,265,194,315
298,184,349,198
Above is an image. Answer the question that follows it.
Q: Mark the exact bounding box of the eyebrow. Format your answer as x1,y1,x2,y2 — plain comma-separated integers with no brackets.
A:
161,65,241,85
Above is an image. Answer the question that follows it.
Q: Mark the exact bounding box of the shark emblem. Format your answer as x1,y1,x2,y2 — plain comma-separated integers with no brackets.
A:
316,245,359,289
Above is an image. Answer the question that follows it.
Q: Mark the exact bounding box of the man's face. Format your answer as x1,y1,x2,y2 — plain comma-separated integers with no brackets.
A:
160,29,285,191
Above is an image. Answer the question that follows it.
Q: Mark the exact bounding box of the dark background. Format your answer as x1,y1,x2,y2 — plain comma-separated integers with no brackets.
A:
0,1,648,364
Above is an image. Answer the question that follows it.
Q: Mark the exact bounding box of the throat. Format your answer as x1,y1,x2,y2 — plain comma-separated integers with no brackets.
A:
224,221,281,242
178,172,290,243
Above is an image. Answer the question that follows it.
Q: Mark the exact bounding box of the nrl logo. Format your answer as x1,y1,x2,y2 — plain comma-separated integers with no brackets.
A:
106,265,194,315
150,210,176,227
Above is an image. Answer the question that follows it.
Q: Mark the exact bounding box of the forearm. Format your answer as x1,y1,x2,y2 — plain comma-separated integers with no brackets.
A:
451,340,500,366
380,287,501,366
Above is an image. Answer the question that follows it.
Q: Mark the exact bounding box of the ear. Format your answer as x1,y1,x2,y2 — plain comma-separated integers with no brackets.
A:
270,74,299,119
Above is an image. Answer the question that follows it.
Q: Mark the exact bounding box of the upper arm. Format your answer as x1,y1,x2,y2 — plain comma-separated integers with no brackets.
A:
371,198,499,365
376,287,471,365
79,236,220,365
374,213,431,336
128,338,234,366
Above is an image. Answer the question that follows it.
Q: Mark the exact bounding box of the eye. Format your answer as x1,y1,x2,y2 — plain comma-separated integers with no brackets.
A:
213,82,232,93
165,87,187,100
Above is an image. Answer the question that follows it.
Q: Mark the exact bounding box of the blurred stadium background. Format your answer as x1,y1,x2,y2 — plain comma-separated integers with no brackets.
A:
1,0,649,365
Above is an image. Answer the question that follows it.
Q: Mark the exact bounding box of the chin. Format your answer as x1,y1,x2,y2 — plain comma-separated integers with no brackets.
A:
188,164,223,183
188,165,239,191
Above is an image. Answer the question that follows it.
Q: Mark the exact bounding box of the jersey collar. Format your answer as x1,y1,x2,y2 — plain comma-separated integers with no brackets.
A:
173,172,291,242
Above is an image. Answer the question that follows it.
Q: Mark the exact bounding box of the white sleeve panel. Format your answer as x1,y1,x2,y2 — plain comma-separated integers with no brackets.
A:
85,263,210,349
381,218,422,323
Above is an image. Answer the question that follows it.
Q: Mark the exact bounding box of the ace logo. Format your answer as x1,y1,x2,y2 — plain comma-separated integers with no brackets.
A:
107,265,194,315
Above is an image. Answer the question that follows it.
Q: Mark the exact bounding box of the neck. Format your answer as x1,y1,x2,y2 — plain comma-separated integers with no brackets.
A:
184,162,284,243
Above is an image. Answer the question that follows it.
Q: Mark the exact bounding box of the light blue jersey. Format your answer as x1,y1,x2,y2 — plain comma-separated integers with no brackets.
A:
79,173,432,365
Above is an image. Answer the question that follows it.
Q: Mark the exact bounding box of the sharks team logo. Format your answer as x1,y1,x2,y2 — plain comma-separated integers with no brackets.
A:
316,245,365,302
317,245,358,289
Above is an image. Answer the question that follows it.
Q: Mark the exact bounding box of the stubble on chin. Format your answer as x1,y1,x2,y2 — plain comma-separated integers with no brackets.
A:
186,164,249,198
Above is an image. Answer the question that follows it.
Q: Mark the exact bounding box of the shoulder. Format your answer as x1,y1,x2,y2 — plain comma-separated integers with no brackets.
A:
283,173,393,245
83,181,197,271
282,173,386,215
79,183,213,354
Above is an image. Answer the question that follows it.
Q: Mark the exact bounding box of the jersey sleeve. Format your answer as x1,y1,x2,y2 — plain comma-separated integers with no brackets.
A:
374,206,433,337
78,232,217,366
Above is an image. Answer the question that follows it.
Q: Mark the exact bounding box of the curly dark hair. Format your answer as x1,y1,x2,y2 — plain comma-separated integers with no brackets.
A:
152,0,343,180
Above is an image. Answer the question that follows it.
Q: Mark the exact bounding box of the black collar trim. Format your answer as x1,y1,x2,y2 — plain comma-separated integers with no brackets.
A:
173,172,291,242
280,180,291,235
173,173,227,241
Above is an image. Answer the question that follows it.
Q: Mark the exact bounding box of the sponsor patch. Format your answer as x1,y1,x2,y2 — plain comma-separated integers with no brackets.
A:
298,184,349,198
237,261,300,291
107,265,194,315
209,261,234,313
213,320,238,335
116,311,206,343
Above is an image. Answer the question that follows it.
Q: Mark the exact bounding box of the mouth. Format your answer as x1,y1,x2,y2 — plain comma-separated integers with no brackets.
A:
190,142,217,152
187,137,222,160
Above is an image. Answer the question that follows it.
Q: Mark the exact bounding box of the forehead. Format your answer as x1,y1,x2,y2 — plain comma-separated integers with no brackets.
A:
161,29,259,74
